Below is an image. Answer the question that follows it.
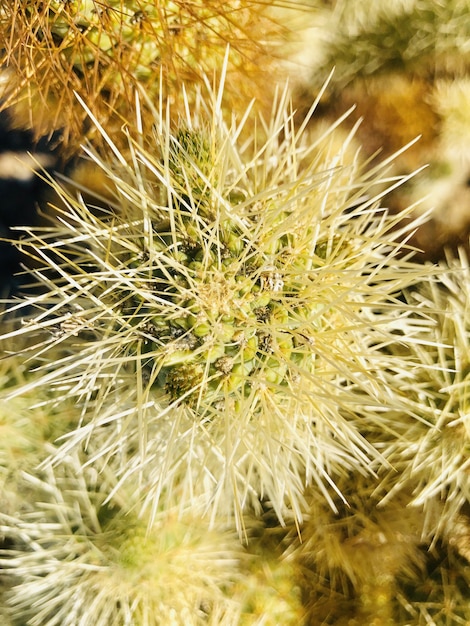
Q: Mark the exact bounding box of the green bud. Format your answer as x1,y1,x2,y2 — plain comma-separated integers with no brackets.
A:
192,321,212,338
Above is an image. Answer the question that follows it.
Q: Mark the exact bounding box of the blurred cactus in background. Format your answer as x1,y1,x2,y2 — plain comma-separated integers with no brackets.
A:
289,0,470,259
1,1,470,624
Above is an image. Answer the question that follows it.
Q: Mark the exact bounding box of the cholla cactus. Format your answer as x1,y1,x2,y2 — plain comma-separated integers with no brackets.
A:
0,451,244,625
291,0,470,161
0,0,289,149
286,250,470,624
0,353,78,514
2,2,470,622
378,250,470,536
289,475,470,624
290,482,429,624
301,0,470,91
287,0,470,259
0,76,437,536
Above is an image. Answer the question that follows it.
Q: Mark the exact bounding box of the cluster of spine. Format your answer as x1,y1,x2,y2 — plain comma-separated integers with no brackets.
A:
1,83,437,528
383,251,470,532
1,453,245,626
0,0,288,150
310,0,470,89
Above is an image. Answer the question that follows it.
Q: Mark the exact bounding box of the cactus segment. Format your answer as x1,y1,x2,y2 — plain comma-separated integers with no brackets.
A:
0,85,435,528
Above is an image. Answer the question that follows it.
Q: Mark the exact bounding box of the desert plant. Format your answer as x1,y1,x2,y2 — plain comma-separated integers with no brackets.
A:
0,450,245,626
302,0,470,90
377,250,470,538
0,72,438,540
288,0,470,259
286,248,470,624
0,0,292,150
289,475,470,624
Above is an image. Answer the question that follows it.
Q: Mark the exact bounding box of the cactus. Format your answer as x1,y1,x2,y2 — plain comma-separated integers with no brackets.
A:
0,451,245,626
301,0,470,91
285,249,470,624
0,0,290,150
379,250,470,535
285,0,470,262
290,476,470,624
0,76,437,538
